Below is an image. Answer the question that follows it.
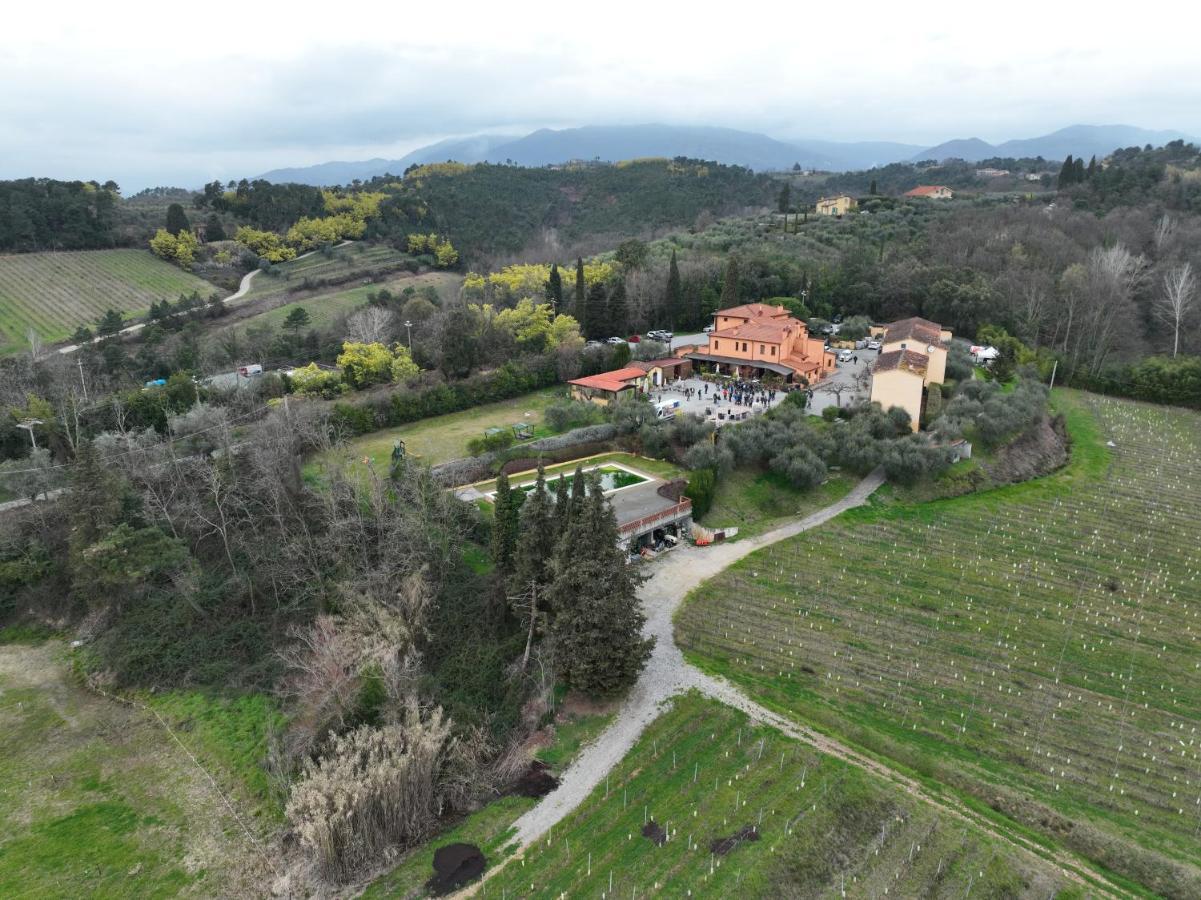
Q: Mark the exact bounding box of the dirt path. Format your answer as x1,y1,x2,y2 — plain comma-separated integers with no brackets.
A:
482,467,1126,898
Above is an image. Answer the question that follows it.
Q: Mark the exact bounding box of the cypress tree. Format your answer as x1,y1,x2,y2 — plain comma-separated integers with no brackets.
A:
205,213,226,242
552,473,570,532
720,256,740,307
1086,155,1097,179
547,263,563,311
568,464,586,522
1073,156,1085,183
574,257,585,318
665,249,682,330
1058,155,1075,188
869,179,878,195
490,471,519,579
607,281,629,337
777,183,791,213
513,465,555,600
585,281,608,339
548,473,654,696
165,203,190,236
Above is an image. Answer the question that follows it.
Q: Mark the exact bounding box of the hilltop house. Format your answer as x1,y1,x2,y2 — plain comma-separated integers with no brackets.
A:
686,303,835,384
904,185,954,200
869,316,952,431
815,194,857,217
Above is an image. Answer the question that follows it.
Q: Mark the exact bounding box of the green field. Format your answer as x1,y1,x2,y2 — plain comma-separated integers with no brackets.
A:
484,693,1073,898
236,243,415,304
702,467,856,539
321,386,567,469
0,641,269,896
0,249,216,354
219,270,460,339
677,392,1201,896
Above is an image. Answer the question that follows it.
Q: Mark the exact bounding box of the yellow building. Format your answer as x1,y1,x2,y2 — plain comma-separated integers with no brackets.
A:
869,316,952,432
815,194,857,217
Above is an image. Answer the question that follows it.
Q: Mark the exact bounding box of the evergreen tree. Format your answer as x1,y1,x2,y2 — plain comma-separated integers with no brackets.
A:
869,179,878,195
67,440,124,564
283,306,312,333
1058,155,1075,188
513,465,554,598
205,213,226,242
96,308,124,337
585,281,608,339
490,471,520,579
607,281,629,337
552,473,570,532
547,263,563,311
720,256,740,307
1086,155,1097,179
665,249,682,330
548,473,654,696
777,183,791,213
568,464,586,521
574,256,585,318
1073,157,1085,182
165,203,191,237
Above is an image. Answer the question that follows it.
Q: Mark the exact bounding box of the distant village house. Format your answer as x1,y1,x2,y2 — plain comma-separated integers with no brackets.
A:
904,185,954,200
815,194,857,217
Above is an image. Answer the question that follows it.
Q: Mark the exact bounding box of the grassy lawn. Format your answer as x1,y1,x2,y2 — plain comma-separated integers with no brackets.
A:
219,269,460,340
320,386,566,470
484,693,1071,898
0,249,216,354
0,641,266,897
676,391,1201,895
701,467,855,540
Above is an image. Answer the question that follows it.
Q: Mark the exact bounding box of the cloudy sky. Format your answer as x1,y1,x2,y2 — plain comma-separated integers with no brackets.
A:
2,0,1198,191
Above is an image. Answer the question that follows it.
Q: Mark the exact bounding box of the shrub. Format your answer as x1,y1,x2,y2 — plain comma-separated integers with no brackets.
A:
882,436,952,485
783,390,808,410
687,468,717,518
769,444,827,489
821,405,840,422
682,441,734,475
544,400,605,433
286,704,454,882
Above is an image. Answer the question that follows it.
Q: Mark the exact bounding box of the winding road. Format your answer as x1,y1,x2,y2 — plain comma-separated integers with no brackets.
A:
471,468,1128,898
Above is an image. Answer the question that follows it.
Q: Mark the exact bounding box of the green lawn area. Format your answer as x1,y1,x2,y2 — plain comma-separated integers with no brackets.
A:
677,391,1201,895
320,386,566,470
701,467,855,540
483,693,1071,898
221,269,461,340
0,249,216,355
0,641,266,896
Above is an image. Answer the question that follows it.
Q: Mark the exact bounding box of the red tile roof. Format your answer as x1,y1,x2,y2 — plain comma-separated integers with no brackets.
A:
874,349,929,376
711,320,800,342
904,185,952,197
568,367,645,392
883,316,944,346
631,358,688,371
716,302,790,321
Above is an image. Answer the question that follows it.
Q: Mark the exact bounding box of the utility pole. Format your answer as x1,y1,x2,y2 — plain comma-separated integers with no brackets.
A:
404,320,413,349
1048,359,1058,391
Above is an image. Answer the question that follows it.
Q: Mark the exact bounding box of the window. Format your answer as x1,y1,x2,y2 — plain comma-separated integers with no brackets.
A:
742,342,748,352
713,340,719,350
771,346,777,355
759,344,765,353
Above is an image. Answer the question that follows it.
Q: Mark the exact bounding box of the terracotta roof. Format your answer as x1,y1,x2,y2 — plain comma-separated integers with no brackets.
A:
883,316,944,346
716,303,790,321
568,367,645,392
874,349,929,376
904,185,952,197
711,320,800,343
817,194,854,202
631,358,689,371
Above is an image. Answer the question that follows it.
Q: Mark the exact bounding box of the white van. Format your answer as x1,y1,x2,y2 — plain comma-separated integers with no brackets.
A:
654,398,681,420
238,363,264,377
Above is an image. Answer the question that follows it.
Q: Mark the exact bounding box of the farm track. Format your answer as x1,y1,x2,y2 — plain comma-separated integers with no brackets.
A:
469,466,1130,898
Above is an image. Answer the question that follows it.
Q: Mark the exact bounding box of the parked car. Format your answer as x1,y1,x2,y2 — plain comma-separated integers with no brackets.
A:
585,340,605,348
837,350,854,362
627,334,642,343
646,329,674,342
702,324,715,333
866,339,882,350
238,363,264,377
606,336,627,345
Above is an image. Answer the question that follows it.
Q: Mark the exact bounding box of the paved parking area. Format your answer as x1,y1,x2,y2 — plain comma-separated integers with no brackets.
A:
646,352,875,421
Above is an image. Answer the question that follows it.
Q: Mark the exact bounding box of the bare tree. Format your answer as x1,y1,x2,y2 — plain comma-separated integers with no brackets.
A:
346,306,397,344
819,378,854,408
1156,262,1195,358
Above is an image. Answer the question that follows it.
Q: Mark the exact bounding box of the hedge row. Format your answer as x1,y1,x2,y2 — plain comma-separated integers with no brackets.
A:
431,425,618,487
1072,355,1201,409
329,355,561,437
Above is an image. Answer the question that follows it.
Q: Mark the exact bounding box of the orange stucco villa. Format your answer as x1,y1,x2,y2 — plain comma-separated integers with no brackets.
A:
686,303,835,383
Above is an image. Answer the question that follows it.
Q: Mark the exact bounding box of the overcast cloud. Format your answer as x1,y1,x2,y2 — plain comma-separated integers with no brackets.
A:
2,0,1199,191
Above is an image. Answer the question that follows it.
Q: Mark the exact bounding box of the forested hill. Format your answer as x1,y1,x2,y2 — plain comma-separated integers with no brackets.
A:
362,159,774,261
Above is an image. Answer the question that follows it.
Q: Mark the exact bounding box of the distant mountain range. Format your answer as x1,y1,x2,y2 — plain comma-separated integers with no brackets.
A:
255,123,1196,186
